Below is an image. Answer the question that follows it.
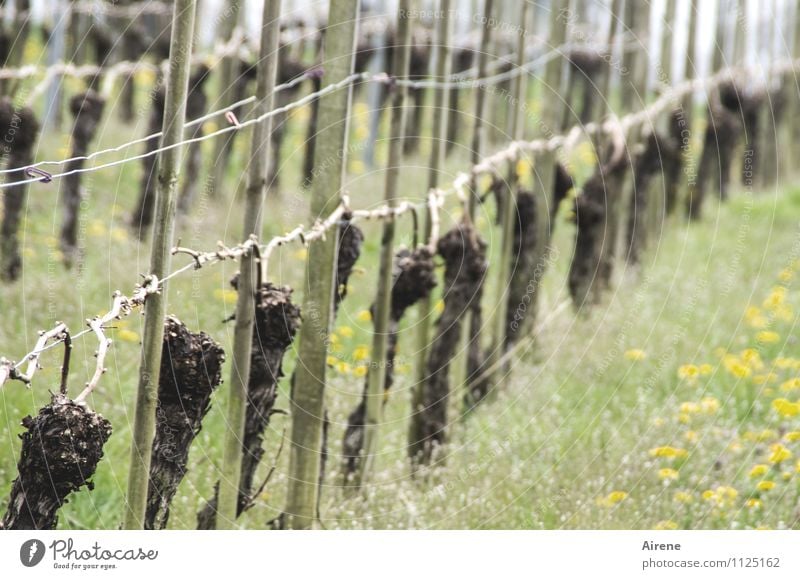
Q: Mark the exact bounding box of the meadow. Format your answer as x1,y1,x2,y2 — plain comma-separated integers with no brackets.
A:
2,78,799,529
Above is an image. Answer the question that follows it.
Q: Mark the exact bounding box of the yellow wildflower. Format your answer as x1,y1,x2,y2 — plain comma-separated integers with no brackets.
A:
658,468,679,481
356,309,372,322
679,398,718,416
515,159,532,180
725,358,752,379
740,349,764,370
680,402,700,414
624,349,647,361
353,344,370,362
772,398,800,418
685,430,699,443
596,491,628,507
336,361,351,374
745,306,768,328
763,287,787,310
745,498,763,509
699,363,713,376
756,331,780,344
649,446,688,459
749,464,769,478
326,355,337,366
213,288,238,305
673,491,693,504
768,443,792,464
702,486,738,507
353,365,368,377
678,364,700,380
778,267,794,282
700,397,720,414
784,431,800,442
756,480,775,492
780,378,800,392
434,300,444,314
727,441,743,453
654,520,678,530
608,491,628,503
338,326,354,339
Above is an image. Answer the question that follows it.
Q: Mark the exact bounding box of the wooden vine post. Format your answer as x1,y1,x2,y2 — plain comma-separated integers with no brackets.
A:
686,0,724,220
654,0,674,225
462,0,494,405
216,0,282,528
124,0,197,530
208,0,243,197
486,0,528,391
758,1,782,189
621,0,653,263
596,0,646,289
410,0,451,470
356,0,413,488
678,0,698,209
519,0,568,328
284,0,360,529
468,0,495,219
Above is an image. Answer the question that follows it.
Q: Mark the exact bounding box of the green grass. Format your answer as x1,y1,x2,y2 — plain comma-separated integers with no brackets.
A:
3,70,800,529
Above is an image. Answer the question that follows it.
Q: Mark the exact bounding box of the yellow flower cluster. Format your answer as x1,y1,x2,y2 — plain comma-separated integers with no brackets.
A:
596,491,627,507
767,443,792,464
658,468,679,481
649,446,688,459
701,486,738,507
772,398,800,418
654,520,678,530
677,363,713,381
679,397,720,416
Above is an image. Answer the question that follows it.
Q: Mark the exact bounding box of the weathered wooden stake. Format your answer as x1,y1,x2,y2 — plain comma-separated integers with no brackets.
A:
216,0,282,529
515,0,568,326
462,0,494,406
123,0,197,530
208,1,243,197
355,0,413,489
284,0,360,529
485,0,528,393
410,0,451,471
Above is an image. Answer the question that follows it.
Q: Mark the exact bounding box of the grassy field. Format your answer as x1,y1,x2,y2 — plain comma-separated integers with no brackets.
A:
2,70,800,530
